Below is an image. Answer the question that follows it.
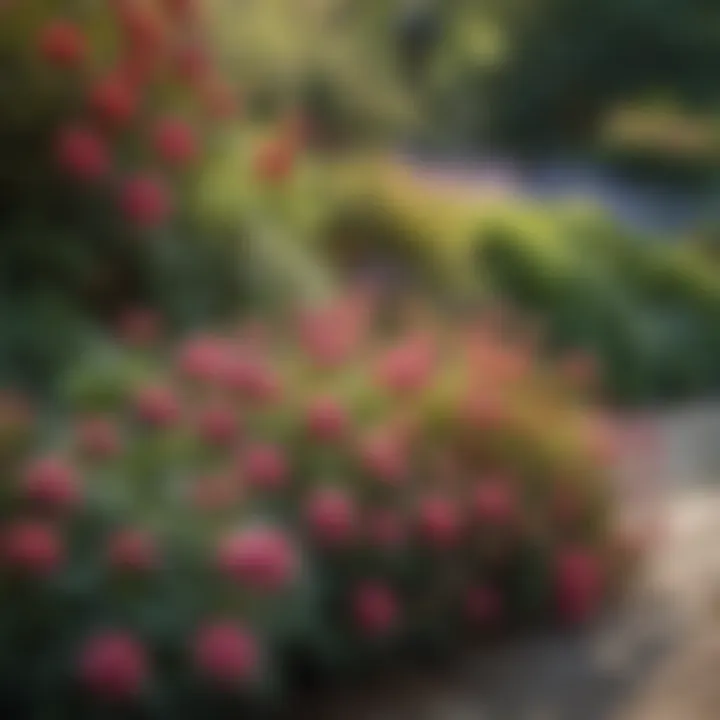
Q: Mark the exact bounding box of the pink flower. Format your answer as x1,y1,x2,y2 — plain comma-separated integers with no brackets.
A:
3,520,63,576
78,632,148,701
38,20,87,69
22,456,80,511
242,444,288,490
375,337,434,394
306,397,348,442
89,74,138,128
473,479,516,525
55,125,110,182
196,404,238,447
297,308,359,367
464,586,502,626
152,117,199,167
119,174,172,228
555,547,603,625
365,509,405,550
417,496,461,549
177,336,228,384
107,529,158,573
193,622,259,686
352,582,399,637
305,488,356,547
358,432,407,486
223,358,280,404
133,385,180,428
76,415,121,459
217,527,296,592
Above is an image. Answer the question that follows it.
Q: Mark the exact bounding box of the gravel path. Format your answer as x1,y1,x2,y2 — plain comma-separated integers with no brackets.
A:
300,403,720,720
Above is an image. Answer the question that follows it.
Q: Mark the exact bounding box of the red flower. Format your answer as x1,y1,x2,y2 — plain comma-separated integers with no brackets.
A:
473,478,516,525
464,586,502,626
78,632,148,701
242,444,288,491
177,336,228,383
352,582,399,638
152,117,199,167
305,488,356,547
55,125,110,182
119,174,172,228
366,509,405,550
89,75,138,128
3,520,63,576
108,529,158,573
38,20,87,69
133,385,181,428
193,622,259,686
417,496,461,549
196,404,238,447
22,456,80,511
555,547,604,625
217,527,296,592
76,415,121,459
253,140,294,184
306,397,348,442
222,358,281,404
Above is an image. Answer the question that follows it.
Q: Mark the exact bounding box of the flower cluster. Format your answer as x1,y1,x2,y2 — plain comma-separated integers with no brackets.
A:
0,297,641,714
33,1,298,231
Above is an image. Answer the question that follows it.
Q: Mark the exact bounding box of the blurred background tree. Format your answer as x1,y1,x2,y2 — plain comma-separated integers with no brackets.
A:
421,0,720,155
205,0,416,148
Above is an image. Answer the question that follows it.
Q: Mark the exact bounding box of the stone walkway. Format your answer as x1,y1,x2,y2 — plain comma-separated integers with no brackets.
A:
303,403,720,720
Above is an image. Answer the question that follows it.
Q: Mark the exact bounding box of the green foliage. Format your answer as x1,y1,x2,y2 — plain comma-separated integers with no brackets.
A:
475,211,720,404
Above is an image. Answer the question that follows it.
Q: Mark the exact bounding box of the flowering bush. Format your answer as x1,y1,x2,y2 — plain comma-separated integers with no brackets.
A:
0,0,303,391
0,295,642,715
